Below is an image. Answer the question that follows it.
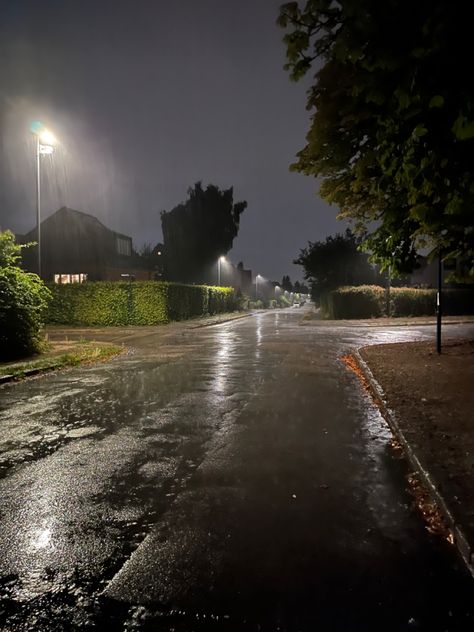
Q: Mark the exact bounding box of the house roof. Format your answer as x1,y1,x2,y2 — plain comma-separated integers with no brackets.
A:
23,207,132,241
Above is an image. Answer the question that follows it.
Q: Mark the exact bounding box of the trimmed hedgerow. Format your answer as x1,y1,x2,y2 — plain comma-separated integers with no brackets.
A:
391,288,436,316
47,282,129,326
131,282,168,325
46,281,237,326
324,285,474,319
327,285,385,319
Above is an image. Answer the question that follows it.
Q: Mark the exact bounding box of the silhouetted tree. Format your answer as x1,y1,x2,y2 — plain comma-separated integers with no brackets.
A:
161,182,247,282
281,275,293,292
294,230,375,301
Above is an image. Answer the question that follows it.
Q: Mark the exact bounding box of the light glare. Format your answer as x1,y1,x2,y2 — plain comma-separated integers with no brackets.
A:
39,129,57,145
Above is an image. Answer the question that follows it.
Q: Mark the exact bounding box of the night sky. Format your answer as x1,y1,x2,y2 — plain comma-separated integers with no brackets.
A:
0,0,345,281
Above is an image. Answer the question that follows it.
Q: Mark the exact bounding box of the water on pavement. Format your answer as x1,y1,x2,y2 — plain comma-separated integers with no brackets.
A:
0,309,473,631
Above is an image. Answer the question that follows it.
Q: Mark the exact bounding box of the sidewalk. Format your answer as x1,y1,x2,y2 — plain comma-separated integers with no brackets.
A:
352,338,474,577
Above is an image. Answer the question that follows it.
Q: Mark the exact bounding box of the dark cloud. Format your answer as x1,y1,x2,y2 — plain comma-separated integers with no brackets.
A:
0,0,344,281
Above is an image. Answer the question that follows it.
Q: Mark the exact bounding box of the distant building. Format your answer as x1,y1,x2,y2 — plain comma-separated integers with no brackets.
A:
408,254,472,287
17,207,148,282
218,261,253,294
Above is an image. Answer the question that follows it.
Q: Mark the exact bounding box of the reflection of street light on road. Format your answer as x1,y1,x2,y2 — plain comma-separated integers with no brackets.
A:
218,255,226,285
31,121,57,277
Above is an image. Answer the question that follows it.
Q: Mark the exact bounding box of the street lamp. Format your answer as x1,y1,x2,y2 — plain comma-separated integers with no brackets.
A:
255,274,261,300
217,255,226,286
31,121,57,277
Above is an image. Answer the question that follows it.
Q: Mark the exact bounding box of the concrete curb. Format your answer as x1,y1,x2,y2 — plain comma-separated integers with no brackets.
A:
352,348,474,578
0,362,62,385
302,316,474,328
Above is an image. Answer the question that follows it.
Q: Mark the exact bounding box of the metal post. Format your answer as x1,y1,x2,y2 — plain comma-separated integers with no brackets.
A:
255,276,258,300
436,249,442,354
386,262,391,317
218,258,221,286
36,136,41,277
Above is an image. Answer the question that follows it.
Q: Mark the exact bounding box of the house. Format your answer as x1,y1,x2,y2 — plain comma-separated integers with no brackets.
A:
408,254,472,288
17,207,148,282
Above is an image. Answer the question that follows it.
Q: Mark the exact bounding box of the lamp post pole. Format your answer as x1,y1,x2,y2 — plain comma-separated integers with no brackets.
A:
36,136,42,277
218,257,221,286
31,122,56,279
436,248,443,354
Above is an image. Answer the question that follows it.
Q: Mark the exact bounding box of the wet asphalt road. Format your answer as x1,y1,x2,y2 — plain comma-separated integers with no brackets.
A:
0,309,473,631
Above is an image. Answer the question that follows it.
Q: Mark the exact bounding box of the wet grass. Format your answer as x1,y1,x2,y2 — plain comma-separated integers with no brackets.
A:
0,341,122,380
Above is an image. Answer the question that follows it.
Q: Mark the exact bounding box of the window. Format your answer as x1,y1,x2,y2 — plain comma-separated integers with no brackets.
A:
54,273,88,284
116,237,131,256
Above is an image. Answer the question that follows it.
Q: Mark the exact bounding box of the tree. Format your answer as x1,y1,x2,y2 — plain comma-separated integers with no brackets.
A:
278,0,474,276
0,230,51,360
294,229,375,300
281,275,293,292
138,242,165,279
161,182,247,283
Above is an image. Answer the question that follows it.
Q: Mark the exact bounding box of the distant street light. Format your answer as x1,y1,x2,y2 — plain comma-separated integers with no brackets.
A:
218,255,226,285
255,274,261,299
31,121,57,277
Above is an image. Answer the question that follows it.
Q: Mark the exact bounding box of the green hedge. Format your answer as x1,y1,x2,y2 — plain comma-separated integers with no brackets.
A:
324,285,474,319
326,285,385,319
46,281,236,326
391,288,435,317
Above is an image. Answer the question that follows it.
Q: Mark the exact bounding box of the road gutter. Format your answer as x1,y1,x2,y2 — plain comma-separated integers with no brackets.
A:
0,362,63,385
352,348,474,579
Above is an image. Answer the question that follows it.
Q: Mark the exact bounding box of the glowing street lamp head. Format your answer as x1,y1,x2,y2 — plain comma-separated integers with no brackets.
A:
39,129,57,146
219,255,226,262
30,121,57,147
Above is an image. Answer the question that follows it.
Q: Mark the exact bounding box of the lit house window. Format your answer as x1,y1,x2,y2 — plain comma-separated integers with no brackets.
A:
54,273,88,284
116,237,131,256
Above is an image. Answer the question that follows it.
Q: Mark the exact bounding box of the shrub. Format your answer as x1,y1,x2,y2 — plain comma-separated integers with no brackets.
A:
47,282,130,326
46,281,237,326
391,288,436,316
324,285,474,319
0,231,52,360
327,285,385,319
277,294,291,307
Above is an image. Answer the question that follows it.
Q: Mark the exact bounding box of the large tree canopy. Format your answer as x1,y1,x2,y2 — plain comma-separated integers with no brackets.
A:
278,0,474,276
161,182,247,283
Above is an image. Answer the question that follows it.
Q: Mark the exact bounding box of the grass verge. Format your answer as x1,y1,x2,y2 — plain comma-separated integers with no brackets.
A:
0,341,122,380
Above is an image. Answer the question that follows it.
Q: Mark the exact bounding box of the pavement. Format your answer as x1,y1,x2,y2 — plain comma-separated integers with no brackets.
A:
1,308,473,631
352,341,474,577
